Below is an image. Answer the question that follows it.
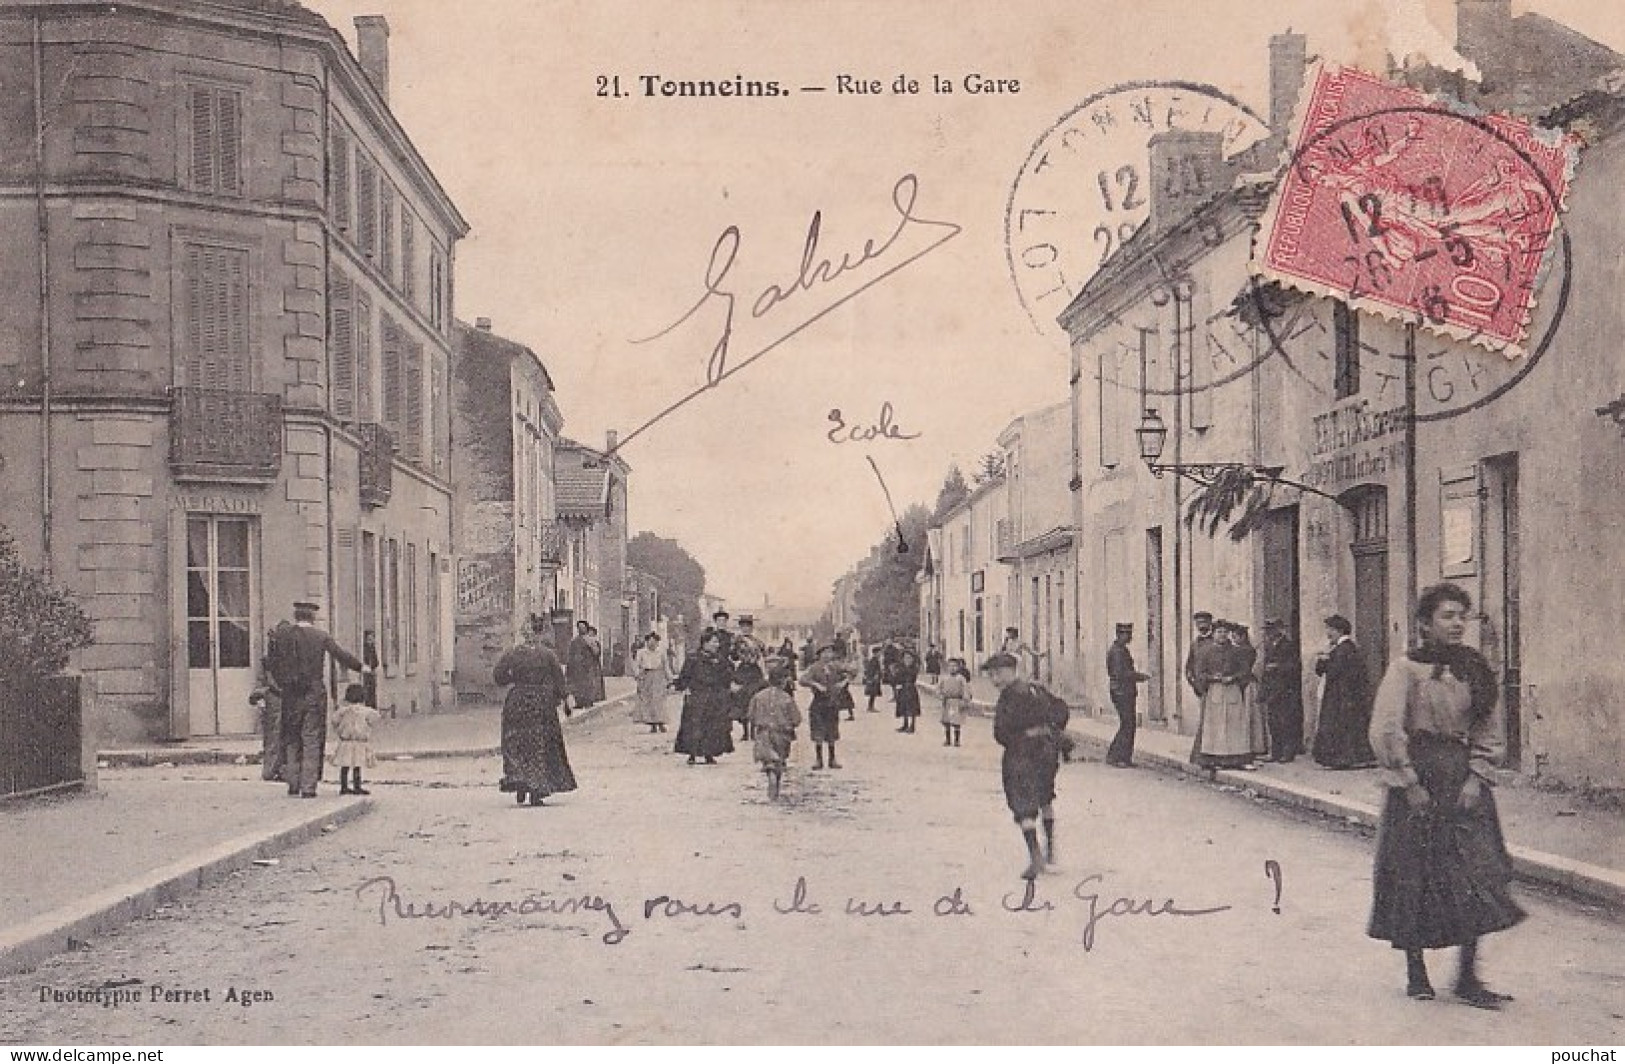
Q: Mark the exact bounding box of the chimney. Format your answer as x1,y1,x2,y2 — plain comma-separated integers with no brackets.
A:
354,16,391,104
1269,32,1308,134
1147,131,1224,234
605,429,618,453
475,317,492,331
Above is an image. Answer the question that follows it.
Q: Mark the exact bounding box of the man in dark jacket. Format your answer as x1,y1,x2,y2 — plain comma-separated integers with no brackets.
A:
1106,622,1150,768
265,601,365,798
1259,618,1305,762
987,652,1070,880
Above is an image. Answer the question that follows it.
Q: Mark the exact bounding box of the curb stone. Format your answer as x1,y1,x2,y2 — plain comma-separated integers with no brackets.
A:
0,797,373,977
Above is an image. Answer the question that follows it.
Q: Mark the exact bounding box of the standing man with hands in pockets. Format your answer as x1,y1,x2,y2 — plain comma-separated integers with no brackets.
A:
1105,622,1150,768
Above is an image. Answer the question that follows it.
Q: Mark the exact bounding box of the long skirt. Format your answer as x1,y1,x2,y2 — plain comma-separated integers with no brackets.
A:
1314,685,1378,768
808,697,841,743
1368,734,1525,949
1191,682,1253,768
500,685,578,797
674,690,735,758
754,725,794,770
632,669,669,725
1002,734,1061,820
1246,687,1269,756
894,683,921,719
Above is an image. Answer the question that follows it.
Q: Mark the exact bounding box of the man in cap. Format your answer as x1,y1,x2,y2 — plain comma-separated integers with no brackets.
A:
985,651,1070,880
1258,617,1305,763
264,601,366,798
1105,622,1151,767
1185,611,1219,699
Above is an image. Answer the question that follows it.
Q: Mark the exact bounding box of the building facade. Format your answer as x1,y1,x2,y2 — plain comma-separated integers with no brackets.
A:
449,317,563,702
1060,4,1625,787
995,401,1078,694
0,1,466,739
931,477,1010,664
553,435,631,668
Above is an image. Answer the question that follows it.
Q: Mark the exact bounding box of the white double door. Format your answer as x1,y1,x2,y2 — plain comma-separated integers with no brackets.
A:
185,514,260,736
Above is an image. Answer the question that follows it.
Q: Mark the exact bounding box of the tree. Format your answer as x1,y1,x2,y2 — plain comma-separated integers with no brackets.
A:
852,503,933,641
626,531,708,647
933,465,970,521
972,451,1006,485
1183,466,1344,541
0,524,93,685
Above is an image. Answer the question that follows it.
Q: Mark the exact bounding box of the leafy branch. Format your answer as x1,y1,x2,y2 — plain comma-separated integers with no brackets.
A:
1182,465,1344,541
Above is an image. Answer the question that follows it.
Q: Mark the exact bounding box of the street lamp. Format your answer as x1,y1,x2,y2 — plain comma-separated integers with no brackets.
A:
1134,408,1342,500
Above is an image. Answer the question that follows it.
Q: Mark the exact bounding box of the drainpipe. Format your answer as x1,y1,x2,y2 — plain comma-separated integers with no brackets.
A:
1404,322,1419,646
34,15,53,576
1171,289,1186,727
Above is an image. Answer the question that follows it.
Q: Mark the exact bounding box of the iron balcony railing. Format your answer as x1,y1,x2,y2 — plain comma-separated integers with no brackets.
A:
168,387,282,481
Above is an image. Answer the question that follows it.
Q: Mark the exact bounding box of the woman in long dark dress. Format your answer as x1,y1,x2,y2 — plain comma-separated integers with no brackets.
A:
1367,582,1523,1008
673,631,735,765
1312,614,1378,768
493,625,577,806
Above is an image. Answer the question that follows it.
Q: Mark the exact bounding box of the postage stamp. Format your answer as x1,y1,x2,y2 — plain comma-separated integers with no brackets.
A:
1254,64,1580,357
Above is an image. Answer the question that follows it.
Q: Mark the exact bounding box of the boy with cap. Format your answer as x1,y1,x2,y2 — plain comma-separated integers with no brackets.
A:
986,652,1070,880
1106,622,1151,767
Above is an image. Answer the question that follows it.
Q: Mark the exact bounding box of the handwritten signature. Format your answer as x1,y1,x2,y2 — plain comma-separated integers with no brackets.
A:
613,174,962,455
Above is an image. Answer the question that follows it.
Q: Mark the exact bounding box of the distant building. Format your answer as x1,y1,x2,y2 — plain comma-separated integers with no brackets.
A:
0,2,467,738
929,476,1010,663
749,597,822,647
996,402,1078,694
554,435,631,665
449,317,563,702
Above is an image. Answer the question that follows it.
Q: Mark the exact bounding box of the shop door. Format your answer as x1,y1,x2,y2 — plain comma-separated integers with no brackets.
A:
1259,506,1301,638
1482,455,1522,768
186,515,258,735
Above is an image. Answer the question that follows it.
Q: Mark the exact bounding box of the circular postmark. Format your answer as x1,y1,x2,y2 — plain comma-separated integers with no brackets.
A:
1004,81,1273,349
1252,101,1574,422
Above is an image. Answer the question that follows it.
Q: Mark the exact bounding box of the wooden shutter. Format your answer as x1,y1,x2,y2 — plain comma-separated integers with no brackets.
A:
379,182,395,279
216,89,242,196
357,294,374,422
400,210,415,302
331,127,352,231
185,243,250,391
430,353,446,474
328,273,355,421
404,339,424,462
189,86,216,192
357,155,377,257
382,316,404,433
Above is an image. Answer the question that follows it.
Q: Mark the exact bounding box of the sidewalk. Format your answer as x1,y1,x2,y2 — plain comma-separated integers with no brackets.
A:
98,676,637,767
924,677,1625,911
3,680,635,977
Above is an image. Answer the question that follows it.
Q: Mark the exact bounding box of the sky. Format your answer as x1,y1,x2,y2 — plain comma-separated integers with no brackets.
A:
303,0,1624,610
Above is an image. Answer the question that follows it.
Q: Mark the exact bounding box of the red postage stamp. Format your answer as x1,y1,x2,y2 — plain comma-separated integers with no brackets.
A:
1255,64,1579,356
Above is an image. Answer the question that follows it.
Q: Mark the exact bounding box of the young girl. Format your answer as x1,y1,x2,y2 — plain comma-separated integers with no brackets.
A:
749,665,802,800
938,658,969,747
332,683,382,795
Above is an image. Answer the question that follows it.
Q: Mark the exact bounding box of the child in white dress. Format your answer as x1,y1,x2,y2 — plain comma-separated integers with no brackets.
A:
332,683,382,795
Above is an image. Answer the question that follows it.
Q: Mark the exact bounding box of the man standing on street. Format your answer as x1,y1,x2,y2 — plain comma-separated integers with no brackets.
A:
1185,611,1217,699
1258,618,1305,763
1105,622,1150,768
566,620,600,710
257,618,294,782
986,652,1069,880
266,601,366,798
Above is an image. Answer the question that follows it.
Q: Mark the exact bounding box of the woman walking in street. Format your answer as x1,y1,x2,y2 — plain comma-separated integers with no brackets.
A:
631,632,673,734
673,630,735,765
938,657,969,747
1367,582,1523,1008
1313,614,1379,769
894,648,922,733
493,621,577,807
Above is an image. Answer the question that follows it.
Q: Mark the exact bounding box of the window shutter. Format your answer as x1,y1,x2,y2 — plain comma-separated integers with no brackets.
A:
183,244,205,387
328,273,355,421
331,127,352,231
379,182,395,280
430,353,447,474
216,89,242,196
357,155,377,257
357,294,374,422
222,248,249,389
190,86,216,192
382,316,404,434
404,339,424,462
400,210,416,303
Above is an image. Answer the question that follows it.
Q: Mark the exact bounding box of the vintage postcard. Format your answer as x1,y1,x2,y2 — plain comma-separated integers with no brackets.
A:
1,0,1623,1049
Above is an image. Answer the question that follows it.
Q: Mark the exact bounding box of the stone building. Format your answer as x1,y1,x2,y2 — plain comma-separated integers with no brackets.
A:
1060,4,1625,788
553,435,631,667
0,1,467,739
930,475,1010,664
995,401,1078,694
449,317,563,702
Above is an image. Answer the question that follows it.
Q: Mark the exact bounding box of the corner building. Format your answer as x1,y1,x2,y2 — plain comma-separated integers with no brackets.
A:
0,1,467,740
